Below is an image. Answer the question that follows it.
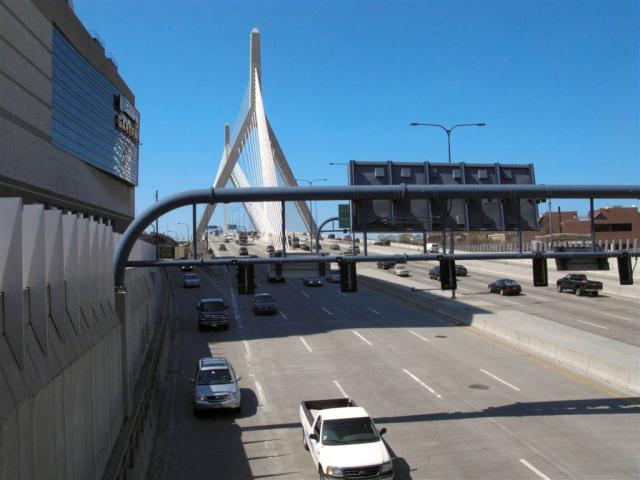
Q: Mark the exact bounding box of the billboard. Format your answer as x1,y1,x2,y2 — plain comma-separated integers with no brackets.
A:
349,161,539,232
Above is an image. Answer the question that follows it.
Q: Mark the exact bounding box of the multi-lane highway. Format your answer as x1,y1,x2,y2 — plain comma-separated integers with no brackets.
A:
148,237,639,480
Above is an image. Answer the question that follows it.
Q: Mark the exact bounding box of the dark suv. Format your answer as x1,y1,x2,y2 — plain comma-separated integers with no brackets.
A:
377,261,396,270
197,298,229,330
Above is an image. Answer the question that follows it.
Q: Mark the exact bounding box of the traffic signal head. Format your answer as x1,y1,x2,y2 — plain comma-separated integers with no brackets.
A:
339,259,357,292
237,264,255,294
532,254,548,287
618,252,634,285
439,258,457,290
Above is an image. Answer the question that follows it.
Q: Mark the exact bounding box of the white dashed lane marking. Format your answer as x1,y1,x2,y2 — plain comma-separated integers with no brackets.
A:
321,306,334,316
299,337,312,352
403,369,442,399
577,319,608,330
519,459,551,480
409,330,430,342
480,369,521,391
333,380,348,398
367,307,379,315
352,330,373,346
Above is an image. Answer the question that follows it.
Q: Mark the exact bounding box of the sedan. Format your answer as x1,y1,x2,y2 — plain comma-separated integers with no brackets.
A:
488,279,522,296
455,265,468,276
183,273,201,288
393,265,410,277
238,247,249,256
266,245,275,253
181,265,193,272
252,293,277,315
377,261,396,270
218,244,227,251
302,276,323,287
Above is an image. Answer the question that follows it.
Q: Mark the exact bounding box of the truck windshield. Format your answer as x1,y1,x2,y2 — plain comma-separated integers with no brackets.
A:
322,417,379,445
201,301,225,312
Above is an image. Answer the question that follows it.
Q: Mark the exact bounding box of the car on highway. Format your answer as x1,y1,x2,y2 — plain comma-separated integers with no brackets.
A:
300,243,311,251
300,398,393,479
556,274,603,296
238,246,249,256
181,264,193,272
266,268,285,283
342,235,351,241
252,293,277,315
327,234,335,239
224,238,230,243
326,270,341,283
456,264,468,276
373,241,384,246
393,265,410,277
183,273,201,288
427,243,440,253
218,244,227,251
266,245,275,253
196,298,229,330
329,244,340,251
377,260,396,270
191,357,241,415
302,276,323,287
488,279,522,295
292,239,301,248
344,246,360,255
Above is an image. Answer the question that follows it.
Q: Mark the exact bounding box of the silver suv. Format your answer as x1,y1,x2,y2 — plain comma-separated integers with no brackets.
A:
191,357,241,415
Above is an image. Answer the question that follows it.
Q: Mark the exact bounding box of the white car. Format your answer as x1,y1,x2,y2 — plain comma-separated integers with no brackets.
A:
183,273,201,288
393,265,409,277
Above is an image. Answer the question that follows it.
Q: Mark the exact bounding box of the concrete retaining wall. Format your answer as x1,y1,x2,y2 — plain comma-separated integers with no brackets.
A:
0,199,164,480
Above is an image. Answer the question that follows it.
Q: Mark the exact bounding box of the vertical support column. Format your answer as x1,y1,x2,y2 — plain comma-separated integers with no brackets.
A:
192,204,198,259
590,198,596,252
441,230,447,254
281,201,287,258
450,232,456,299
422,232,427,253
363,232,368,256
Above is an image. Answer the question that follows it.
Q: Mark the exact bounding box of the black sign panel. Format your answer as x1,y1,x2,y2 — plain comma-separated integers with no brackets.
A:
349,161,538,232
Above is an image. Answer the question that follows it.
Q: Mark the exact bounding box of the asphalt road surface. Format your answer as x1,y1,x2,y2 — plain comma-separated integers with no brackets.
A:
147,238,639,479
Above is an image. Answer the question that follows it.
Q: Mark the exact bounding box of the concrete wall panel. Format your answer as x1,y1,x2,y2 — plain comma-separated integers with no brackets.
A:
0,198,24,368
0,35,51,105
1,0,52,50
1,409,19,480
33,381,56,480
22,204,47,355
76,217,90,329
62,213,79,333
44,208,66,340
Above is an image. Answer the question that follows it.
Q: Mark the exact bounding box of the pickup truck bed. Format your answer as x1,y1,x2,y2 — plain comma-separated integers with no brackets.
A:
301,398,357,427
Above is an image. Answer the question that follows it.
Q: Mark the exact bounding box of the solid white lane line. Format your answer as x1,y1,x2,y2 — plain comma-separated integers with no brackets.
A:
577,319,609,330
333,380,348,398
280,311,287,320
300,291,310,298
254,380,270,412
519,459,551,480
480,369,521,391
403,369,442,398
299,337,312,352
604,312,635,322
321,306,334,316
501,298,522,306
409,330,430,342
352,330,373,346
367,307,380,315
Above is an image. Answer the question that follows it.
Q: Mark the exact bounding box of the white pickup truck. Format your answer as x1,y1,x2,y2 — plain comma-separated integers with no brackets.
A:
300,398,394,479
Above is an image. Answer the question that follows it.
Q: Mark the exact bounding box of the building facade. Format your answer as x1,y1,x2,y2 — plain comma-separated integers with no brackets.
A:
1,0,139,232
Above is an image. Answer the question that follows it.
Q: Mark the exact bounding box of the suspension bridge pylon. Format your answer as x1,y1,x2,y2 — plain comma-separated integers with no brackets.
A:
196,28,316,247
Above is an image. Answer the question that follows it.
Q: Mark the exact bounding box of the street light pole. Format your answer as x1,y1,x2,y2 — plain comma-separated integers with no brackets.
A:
296,178,327,245
410,121,486,299
178,222,190,258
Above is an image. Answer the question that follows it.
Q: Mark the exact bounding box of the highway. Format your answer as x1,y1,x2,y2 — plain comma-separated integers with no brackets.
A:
148,237,639,480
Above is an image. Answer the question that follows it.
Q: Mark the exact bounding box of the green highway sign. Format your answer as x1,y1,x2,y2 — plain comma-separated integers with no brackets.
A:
338,204,351,229
228,224,237,230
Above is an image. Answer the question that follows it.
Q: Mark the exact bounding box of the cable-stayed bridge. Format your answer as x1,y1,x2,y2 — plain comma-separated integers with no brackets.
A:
196,28,315,247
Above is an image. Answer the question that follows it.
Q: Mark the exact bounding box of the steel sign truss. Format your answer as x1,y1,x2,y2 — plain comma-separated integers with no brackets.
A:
348,161,539,232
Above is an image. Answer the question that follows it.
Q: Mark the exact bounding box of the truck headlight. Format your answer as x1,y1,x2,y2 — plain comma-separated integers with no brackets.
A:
381,461,393,473
325,466,343,477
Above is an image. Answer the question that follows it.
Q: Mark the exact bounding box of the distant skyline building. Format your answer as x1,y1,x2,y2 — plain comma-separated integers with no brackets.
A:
1,0,139,232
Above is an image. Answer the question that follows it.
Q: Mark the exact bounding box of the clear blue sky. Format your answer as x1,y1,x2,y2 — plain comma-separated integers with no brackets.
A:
74,0,639,239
